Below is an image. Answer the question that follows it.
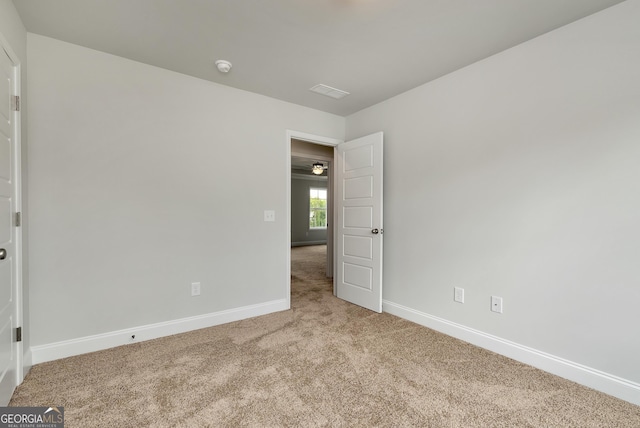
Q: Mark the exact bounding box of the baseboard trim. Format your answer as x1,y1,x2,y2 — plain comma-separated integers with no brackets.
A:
31,299,288,365
291,241,327,247
22,348,33,379
383,300,640,406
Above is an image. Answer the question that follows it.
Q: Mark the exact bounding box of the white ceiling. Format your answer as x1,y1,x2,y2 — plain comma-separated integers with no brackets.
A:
13,0,624,116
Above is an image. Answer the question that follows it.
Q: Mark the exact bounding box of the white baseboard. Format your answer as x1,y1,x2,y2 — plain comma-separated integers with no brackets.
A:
21,348,33,380
291,241,327,247
23,348,32,367
383,300,640,406
31,299,288,365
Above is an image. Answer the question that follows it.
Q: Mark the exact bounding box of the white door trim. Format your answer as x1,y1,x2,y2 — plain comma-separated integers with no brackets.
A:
285,130,342,309
0,31,24,399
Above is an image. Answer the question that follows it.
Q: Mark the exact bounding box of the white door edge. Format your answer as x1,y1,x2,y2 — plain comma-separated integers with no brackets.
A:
0,31,24,402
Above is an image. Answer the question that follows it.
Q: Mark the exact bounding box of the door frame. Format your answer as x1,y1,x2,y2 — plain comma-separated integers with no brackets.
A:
286,130,342,309
0,31,24,397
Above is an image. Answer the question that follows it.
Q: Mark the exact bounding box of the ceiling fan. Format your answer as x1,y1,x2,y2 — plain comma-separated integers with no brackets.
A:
312,162,328,175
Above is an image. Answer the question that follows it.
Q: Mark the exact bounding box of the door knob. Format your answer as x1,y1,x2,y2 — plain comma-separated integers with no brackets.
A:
0,249,6,260
371,229,379,234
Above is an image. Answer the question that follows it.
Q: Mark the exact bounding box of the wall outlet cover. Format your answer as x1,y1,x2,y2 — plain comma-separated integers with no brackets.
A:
191,282,201,296
491,296,503,313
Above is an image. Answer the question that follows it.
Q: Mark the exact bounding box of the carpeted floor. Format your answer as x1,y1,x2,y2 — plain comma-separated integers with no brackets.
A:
10,245,640,427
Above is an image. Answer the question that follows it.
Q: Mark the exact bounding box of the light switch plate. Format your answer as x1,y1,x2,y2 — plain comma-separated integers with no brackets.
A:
264,210,276,222
454,287,464,303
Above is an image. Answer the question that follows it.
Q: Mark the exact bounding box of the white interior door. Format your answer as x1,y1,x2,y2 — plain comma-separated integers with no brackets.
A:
336,132,383,312
0,46,19,404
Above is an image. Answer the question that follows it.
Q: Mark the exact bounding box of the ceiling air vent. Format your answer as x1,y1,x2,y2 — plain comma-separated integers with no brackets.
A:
309,84,350,100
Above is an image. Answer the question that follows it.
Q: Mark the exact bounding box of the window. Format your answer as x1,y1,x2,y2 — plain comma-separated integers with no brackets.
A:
309,187,327,229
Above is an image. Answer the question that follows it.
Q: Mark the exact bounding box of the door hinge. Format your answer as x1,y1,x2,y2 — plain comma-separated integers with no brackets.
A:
11,95,20,112
16,327,22,342
15,212,21,227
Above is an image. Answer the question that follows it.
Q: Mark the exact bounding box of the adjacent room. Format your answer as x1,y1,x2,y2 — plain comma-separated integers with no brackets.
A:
1,0,639,425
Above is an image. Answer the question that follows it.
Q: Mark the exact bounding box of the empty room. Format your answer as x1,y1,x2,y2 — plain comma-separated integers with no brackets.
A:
1,0,639,426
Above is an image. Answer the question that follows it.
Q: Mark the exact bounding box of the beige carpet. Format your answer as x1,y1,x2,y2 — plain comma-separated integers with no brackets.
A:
10,245,640,427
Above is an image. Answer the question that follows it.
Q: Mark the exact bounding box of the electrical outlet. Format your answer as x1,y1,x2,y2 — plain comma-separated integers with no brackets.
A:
454,287,464,303
191,282,201,296
491,296,503,313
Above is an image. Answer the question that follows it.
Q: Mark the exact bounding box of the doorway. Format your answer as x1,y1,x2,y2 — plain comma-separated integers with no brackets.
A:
291,154,331,297
286,130,384,313
286,131,341,309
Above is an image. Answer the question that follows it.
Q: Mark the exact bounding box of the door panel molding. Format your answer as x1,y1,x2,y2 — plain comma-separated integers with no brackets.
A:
336,132,383,312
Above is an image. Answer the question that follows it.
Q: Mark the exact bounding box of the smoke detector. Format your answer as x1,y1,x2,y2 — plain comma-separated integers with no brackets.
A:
215,60,232,73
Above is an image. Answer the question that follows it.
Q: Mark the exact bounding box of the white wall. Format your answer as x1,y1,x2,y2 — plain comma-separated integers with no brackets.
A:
21,0,640,404
347,0,640,399
27,34,344,349
0,0,30,369
0,2,25,61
